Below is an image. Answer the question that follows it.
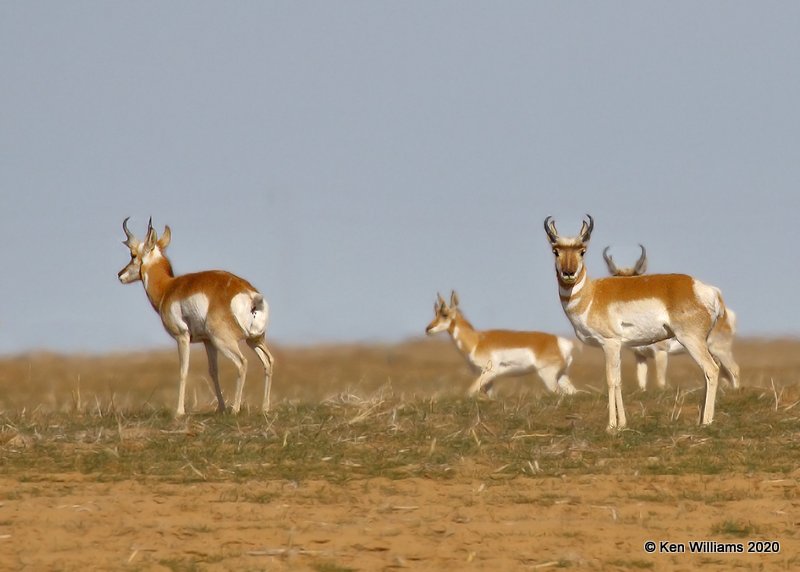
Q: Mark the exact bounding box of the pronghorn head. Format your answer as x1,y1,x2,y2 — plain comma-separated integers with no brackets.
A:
603,244,647,277
544,214,593,285
117,217,172,284
425,291,460,335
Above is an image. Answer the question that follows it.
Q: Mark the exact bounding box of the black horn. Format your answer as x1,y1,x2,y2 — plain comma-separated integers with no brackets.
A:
579,214,594,242
122,217,138,248
602,246,619,274
544,216,559,244
634,244,648,275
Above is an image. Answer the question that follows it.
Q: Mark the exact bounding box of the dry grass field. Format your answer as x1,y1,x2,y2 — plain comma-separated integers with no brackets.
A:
1,338,800,570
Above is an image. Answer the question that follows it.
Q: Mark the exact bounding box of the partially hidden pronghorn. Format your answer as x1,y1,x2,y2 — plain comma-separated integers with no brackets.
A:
118,218,274,415
425,291,577,396
603,245,740,391
544,214,727,430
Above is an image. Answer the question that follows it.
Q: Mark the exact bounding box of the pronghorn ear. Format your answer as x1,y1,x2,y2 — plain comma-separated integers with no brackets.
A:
157,225,171,250
450,290,459,308
144,225,157,252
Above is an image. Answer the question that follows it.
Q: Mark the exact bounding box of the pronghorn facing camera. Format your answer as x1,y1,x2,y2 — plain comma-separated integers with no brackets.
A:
544,215,726,430
603,245,740,391
425,291,577,396
118,218,274,416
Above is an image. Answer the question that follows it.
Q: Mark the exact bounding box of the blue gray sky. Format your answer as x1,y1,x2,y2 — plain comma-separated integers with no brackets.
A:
2,2,799,353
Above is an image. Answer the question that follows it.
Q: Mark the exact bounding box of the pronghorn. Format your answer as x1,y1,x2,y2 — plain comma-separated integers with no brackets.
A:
544,214,727,430
602,244,648,277
425,291,577,396
603,245,740,391
118,218,274,416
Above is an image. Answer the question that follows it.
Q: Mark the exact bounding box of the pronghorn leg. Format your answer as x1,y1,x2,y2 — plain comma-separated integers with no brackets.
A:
204,341,226,413
634,352,648,391
247,337,275,412
654,349,669,389
602,341,626,431
556,349,577,395
676,335,720,425
556,371,577,395
215,340,248,414
175,333,191,416
540,365,577,395
468,365,499,396
537,365,560,393
711,342,740,389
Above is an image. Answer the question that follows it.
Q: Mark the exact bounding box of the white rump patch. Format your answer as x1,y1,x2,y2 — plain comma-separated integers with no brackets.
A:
231,292,269,337
693,280,722,320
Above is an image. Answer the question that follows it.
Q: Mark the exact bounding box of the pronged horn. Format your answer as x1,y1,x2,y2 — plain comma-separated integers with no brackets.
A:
602,246,619,275
634,244,648,275
436,292,446,306
544,216,559,243
122,217,138,248
578,214,594,242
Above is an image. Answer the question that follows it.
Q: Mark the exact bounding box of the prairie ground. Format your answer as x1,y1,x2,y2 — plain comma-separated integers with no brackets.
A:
1,338,799,570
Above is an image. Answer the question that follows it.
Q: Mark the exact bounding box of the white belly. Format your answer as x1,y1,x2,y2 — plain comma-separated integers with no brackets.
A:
481,347,537,375
607,298,671,345
168,293,210,338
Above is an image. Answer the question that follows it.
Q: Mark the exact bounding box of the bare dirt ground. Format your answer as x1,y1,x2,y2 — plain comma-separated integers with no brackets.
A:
2,473,799,571
1,338,799,571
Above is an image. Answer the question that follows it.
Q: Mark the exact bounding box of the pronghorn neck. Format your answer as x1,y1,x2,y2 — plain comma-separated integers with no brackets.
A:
558,267,593,313
141,253,175,311
448,311,479,356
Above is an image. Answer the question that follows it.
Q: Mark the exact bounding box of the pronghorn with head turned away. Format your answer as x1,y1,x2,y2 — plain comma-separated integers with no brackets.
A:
602,244,648,277
603,245,739,391
544,214,727,431
118,218,274,416
425,291,577,396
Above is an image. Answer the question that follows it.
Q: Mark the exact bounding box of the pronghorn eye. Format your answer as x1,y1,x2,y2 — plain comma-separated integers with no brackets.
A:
580,250,586,257
552,248,558,256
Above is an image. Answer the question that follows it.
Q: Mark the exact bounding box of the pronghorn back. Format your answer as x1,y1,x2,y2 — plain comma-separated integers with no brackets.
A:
476,330,569,366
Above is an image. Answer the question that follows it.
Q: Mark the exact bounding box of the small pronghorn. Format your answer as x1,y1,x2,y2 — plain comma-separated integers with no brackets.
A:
544,214,727,430
603,245,740,390
118,218,274,415
425,291,577,396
